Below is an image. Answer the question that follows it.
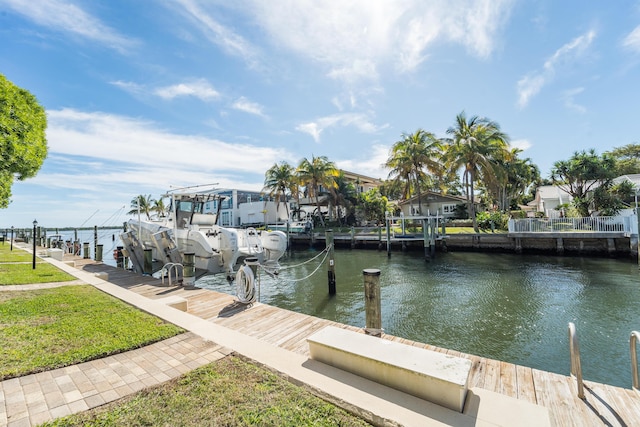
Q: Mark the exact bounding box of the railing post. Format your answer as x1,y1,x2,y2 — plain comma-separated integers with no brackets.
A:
631,331,640,392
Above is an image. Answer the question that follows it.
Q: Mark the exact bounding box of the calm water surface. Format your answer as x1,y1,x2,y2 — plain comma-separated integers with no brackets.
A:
198,249,639,389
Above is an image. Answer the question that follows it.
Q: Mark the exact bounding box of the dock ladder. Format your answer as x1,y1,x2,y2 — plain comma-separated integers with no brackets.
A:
161,262,184,287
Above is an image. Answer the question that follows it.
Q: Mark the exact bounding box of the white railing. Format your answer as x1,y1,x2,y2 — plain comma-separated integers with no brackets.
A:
508,215,636,234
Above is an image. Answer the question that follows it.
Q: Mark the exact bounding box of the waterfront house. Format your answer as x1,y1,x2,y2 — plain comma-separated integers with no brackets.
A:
397,192,469,218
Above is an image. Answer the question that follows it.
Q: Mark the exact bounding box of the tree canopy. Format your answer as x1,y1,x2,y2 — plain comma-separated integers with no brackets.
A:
0,74,48,208
550,149,617,217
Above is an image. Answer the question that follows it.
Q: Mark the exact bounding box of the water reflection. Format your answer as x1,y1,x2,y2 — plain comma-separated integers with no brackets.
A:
197,249,640,388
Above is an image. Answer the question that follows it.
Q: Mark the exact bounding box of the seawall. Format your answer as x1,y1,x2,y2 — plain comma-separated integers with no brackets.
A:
289,232,638,258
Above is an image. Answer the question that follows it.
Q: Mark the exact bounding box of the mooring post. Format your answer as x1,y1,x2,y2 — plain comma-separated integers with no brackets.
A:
83,242,90,259
377,225,382,250
363,268,382,336
183,252,195,287
94,225,98,260
386,218,391,258
422,219,430,261
326,230,336,295
116,246,124,268
96,244,103,262
143,248,153,275
286,221,291,254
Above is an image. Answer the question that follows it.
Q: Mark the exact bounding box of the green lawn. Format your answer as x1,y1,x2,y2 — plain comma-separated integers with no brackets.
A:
0,244,33,262
0,285,184,379
0,262,76,285
43,356,371,427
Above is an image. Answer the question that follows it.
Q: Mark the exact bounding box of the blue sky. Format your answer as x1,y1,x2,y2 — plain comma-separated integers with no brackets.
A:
1,0,640,228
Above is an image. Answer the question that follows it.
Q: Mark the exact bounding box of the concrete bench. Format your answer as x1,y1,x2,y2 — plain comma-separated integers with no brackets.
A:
46,248,64,261
307,326,472,412
157,295,188,312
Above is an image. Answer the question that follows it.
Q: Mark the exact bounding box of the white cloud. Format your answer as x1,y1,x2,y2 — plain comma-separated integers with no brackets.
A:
154,79,221,101
561,87,587,113
622,25,640,52
173,0,260,67
110,80,144,94
517,30,596,108
3,0,137,53
335,144,389,179
45,108,290,181
296,113,388,142
231,97,267,117
244,0,513,83
510,139,532,151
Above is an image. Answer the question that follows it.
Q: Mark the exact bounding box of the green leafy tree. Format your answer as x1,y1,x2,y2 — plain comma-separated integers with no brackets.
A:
296,155,337,227
385,129,442,214
0,74,48,208
592,180,635,216
263,161,295,220
328,171,357,224
128,194,156,220
152,197,167,219
357,188,389,224
443,112,510,232
550,149,617,217
605,143,640,175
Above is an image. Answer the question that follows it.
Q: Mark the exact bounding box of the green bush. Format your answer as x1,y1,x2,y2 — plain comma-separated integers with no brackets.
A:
476,211,509,231
509,210,526,219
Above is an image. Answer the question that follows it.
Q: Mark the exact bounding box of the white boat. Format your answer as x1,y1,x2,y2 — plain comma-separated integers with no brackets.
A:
120,189,287,280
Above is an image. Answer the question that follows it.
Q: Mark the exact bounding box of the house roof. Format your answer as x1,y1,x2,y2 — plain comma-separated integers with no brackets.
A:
613,174,640,190
398,191,468,206
535,185,572,200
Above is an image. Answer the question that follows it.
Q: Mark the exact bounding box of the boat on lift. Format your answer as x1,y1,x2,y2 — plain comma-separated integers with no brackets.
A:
120,187,287,280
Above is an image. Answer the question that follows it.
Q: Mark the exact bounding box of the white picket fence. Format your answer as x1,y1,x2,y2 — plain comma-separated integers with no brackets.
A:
508,215,637,235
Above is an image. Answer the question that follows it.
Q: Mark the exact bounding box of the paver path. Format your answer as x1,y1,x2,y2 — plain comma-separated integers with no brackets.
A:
0,332,229,427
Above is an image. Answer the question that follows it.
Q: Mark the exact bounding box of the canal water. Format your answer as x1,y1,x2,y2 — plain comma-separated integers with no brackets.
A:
198,249,640,389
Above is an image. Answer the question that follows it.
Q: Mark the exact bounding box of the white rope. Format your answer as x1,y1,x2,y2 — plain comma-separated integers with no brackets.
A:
260,245,332,283
235,265,256,303
277,244,332,271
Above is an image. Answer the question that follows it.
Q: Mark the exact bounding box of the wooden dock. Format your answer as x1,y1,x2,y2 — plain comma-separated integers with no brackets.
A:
74,259,640,427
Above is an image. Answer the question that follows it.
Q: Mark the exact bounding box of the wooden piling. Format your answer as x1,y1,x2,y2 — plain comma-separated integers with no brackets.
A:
96,244,103,262
183,252,195,287
116,246,124,268
83,242,90,259
363,268,382,336
326,230,336,295
94,226,98,260
143,248,153,275
386,219,391,258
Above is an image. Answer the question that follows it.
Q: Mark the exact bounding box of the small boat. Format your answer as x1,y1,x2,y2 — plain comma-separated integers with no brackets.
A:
120,188,288,281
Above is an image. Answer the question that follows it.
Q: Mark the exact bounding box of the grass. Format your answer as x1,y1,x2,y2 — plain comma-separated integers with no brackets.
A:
0,262,77,285
2,245,371,426
0,244,33,262
43,355,371,427
0,285,184,379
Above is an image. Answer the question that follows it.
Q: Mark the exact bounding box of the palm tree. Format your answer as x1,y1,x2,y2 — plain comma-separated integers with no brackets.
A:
127,194,155,220
296,155,337,227
385,129,441,214
263,161,294,221
329,171,357,224
152,197,167,219
443,112,510,232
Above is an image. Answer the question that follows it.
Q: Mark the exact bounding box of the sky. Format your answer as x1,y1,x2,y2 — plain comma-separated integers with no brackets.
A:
1,0,640,228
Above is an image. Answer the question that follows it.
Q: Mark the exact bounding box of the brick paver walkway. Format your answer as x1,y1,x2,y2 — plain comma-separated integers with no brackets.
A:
0,332,230,426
